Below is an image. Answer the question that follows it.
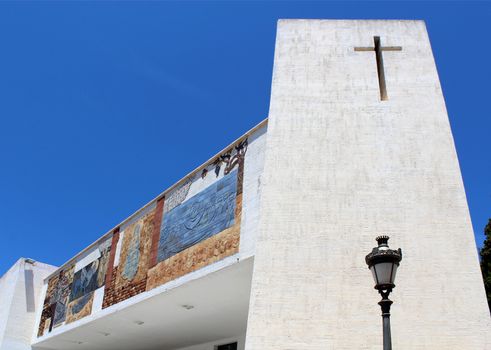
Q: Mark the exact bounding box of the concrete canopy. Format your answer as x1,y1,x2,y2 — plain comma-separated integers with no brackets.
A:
33,259,253,350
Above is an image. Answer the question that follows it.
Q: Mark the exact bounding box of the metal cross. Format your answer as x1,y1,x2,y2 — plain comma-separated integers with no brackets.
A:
355,36,402,101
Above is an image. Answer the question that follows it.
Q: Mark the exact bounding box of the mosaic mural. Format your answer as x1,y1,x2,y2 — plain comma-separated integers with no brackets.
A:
38,239,112,336
38,134,253,337
70,243,110,302
122,223,141,280
164,178,192,214
102,209,155,308
66,292,94,324
37,264,76,336
70,261,99,301
97,239,112,285
50,265,74,327
157,170,238,262
147,139,246,289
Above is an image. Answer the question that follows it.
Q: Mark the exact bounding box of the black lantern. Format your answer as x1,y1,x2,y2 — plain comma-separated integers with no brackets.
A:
365,236,402,350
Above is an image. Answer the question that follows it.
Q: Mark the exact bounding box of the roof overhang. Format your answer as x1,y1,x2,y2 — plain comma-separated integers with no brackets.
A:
33,258,253,350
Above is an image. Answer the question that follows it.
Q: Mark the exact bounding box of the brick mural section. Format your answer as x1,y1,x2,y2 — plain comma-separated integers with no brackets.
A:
103,209,155,308
102,266,118,309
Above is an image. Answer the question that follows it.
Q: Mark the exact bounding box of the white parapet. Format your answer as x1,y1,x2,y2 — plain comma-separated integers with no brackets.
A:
245,19,491,350
0,259,57,350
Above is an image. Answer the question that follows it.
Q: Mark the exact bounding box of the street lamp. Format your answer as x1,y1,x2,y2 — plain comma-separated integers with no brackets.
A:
365,235,402,350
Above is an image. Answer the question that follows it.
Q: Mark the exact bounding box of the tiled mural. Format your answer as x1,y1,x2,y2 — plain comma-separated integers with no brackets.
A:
50,265,74,327
38,238,112,336
158,170,238,262
37,132,254,337
66,292,94,323
102,208,155,308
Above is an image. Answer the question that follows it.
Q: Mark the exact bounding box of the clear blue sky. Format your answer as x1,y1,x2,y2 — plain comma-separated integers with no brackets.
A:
0,1,489,275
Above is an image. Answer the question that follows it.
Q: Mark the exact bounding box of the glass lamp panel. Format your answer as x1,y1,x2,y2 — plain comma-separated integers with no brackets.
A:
374,262,394,285
370,266,378,285
390,263,398,284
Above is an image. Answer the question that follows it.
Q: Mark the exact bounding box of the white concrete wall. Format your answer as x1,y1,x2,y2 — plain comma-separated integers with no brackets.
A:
0,259,56,350
245,19,491,350
0,262,21,346
239,125,267,259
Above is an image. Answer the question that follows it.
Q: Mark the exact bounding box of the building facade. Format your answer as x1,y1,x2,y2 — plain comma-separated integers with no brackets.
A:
1,20,490,350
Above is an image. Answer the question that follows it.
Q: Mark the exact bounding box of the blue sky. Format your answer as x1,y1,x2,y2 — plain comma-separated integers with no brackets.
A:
0,1,490,275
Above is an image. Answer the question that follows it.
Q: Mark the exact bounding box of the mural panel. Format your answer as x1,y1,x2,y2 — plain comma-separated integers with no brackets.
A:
37,132,256,336
103,209,155,308
164,178,192,214
66,292,94,324
97,239,112,286
157,169,238,262
38,239,111,336
50,265,74,327
70,242,111,302
37,266,74,336
37,275,59,337
70,261,99,301
147,139,246,290
122,223,141,280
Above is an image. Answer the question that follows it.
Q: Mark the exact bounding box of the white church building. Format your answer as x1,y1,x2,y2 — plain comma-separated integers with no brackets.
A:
1,20,490,350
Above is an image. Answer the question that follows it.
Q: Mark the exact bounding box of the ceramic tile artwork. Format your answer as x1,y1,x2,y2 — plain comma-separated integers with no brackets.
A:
97,242,111,287
103,210,155,307
65,292,94,324
164,178,192,214
37,277,58,337
38,136,250,337
118,211,155,286
122,223,141,280
52,302,66,326
38,239,112,336
157,170,238,262
50,265,74,327
70,260,100,302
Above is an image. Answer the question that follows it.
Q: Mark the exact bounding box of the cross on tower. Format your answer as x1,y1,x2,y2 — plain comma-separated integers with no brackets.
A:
355,36,402,101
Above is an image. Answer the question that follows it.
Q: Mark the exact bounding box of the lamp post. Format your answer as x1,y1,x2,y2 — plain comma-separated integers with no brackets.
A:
365,236,402,350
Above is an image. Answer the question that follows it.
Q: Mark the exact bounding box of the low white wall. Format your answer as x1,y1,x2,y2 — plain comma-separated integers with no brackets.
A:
0,259,57,350
0,262,20,346
239,125,267,259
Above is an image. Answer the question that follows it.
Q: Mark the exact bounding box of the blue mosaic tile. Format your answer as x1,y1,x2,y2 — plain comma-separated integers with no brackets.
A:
52,302,66,326
157,170,237,262
71,293,92,314
70,261,99,302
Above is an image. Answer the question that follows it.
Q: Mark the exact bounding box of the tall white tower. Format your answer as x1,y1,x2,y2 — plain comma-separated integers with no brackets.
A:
245,20,490,349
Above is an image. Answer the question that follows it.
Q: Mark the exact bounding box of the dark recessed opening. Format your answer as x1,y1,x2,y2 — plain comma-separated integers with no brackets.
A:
216,342,238,350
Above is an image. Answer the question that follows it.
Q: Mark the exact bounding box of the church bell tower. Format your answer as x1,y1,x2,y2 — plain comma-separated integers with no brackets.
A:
245,20,491,350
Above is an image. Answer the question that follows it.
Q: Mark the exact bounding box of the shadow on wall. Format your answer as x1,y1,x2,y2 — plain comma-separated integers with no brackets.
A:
24,267,35,312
